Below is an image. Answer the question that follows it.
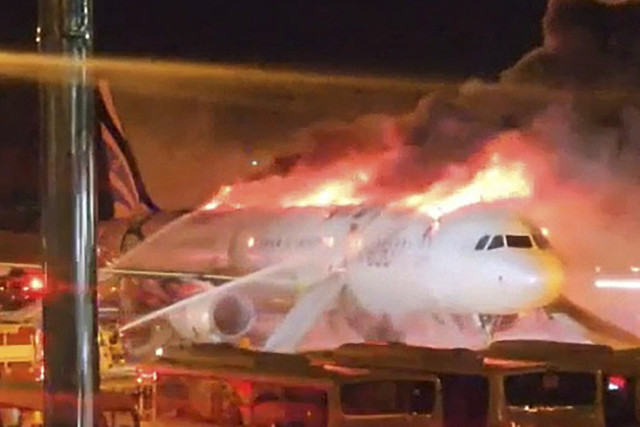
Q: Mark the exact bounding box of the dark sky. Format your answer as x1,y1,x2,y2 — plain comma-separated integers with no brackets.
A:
0,0,548,224
1,0,547,76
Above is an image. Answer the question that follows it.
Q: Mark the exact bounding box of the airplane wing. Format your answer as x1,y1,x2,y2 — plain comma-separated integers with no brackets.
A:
264,273,345,353
543,296,640,348
120,245,338,332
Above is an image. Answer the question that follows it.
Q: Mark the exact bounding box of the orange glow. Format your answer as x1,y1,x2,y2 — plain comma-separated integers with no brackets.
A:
202,185,233,210
282,175,368,208
393,157,532,218
201,157,377,211
200,132,537,218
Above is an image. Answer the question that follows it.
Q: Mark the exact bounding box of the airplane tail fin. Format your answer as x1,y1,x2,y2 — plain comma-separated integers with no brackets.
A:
96,81,159,219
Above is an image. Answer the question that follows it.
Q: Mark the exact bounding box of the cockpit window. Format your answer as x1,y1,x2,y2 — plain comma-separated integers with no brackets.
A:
487,235,504,250
475,235,490,250
532,232,550,249
506,235,533,249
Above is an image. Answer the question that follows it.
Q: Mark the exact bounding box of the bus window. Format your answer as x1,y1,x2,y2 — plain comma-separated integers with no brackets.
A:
441,374,488,427
397,381,436,414
341,380,436,415
504,372,596,407
283,386,328,407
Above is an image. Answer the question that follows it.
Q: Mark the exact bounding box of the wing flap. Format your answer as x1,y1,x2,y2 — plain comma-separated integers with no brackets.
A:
546,296,640,348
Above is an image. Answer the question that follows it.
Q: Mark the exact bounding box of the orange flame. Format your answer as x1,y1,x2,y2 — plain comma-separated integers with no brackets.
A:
202,134,536,217
394,156,532,218
201,157,377,211
283,172,370,208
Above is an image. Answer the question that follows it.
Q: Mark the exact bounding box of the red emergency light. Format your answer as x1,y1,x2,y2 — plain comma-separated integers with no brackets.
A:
608,375,627,391
29,277,44,291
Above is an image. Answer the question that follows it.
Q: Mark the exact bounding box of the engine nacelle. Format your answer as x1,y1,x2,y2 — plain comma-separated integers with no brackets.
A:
169,293,256,343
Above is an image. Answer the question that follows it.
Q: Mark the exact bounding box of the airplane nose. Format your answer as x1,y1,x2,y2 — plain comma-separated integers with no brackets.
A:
502,254,564,307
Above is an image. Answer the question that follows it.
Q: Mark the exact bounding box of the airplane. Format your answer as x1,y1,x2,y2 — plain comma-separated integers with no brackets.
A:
113,202,569,353
0,82,638,354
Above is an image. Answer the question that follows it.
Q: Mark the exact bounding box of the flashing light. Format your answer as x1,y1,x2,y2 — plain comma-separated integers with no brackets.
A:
541,227,549,237
631,266,640,273
155,347,164,357
608,376,627,391
247,237,255,248
595,266,602,273
251,160,258,167
29,277,44,291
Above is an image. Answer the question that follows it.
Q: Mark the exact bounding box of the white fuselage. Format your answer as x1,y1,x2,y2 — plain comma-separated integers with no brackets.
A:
118,205,563,319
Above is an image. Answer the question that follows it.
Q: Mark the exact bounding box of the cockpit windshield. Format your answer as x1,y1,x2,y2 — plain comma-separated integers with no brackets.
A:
505,235,533,248
487,235,504,250
475,235,490,250
476,234,547,251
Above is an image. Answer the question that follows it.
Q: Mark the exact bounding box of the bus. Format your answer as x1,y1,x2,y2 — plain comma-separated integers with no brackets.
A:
141,344,444,426
312,341,612,427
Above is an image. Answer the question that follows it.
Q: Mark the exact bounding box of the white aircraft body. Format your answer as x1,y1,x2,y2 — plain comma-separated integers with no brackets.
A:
1,81,638,353
117,204,564,352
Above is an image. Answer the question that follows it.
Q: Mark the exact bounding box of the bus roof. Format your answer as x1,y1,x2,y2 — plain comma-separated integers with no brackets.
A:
149,344,438,386
0,381,136,412
483,340,612,371
305,343,485,374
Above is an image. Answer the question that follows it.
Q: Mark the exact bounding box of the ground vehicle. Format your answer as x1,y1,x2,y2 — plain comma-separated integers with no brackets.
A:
604,348,640,427
142,344,444,426
0,318,124,383
0,323,39,381
0,381,139,427
484,341,610,427
311,341,612,427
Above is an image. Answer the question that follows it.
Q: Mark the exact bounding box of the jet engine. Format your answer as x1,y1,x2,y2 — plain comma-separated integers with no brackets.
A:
169,293,257,343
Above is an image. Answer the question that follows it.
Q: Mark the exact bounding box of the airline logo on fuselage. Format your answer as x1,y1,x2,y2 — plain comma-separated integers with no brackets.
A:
361,238,414,268
252,236,326,250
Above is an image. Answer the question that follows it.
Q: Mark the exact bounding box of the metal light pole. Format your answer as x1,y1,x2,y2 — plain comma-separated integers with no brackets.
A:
38,0,98,426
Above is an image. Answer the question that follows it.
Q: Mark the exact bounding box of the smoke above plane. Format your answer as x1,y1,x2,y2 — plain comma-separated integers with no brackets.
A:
193,0,640,284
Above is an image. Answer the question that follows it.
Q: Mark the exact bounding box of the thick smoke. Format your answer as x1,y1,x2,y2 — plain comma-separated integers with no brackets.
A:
113,0,640,284
224,0,640,281
503,0,640,88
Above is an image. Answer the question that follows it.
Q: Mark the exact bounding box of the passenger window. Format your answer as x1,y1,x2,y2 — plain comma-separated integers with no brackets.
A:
505,235,533,248
487,235,504,250
474,235,490,250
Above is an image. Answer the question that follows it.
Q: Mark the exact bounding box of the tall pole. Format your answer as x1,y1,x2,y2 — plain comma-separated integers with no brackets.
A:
38,0,98,426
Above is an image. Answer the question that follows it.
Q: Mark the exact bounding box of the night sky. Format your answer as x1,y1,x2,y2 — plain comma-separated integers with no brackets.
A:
1,1,547,76
0,0,548,225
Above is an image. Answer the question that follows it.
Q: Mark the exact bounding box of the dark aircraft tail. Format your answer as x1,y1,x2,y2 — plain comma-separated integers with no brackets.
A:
96,81,159,220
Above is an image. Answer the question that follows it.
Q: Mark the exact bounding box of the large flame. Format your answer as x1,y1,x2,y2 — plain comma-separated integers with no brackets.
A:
394,155,532,218
202,133,537,218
